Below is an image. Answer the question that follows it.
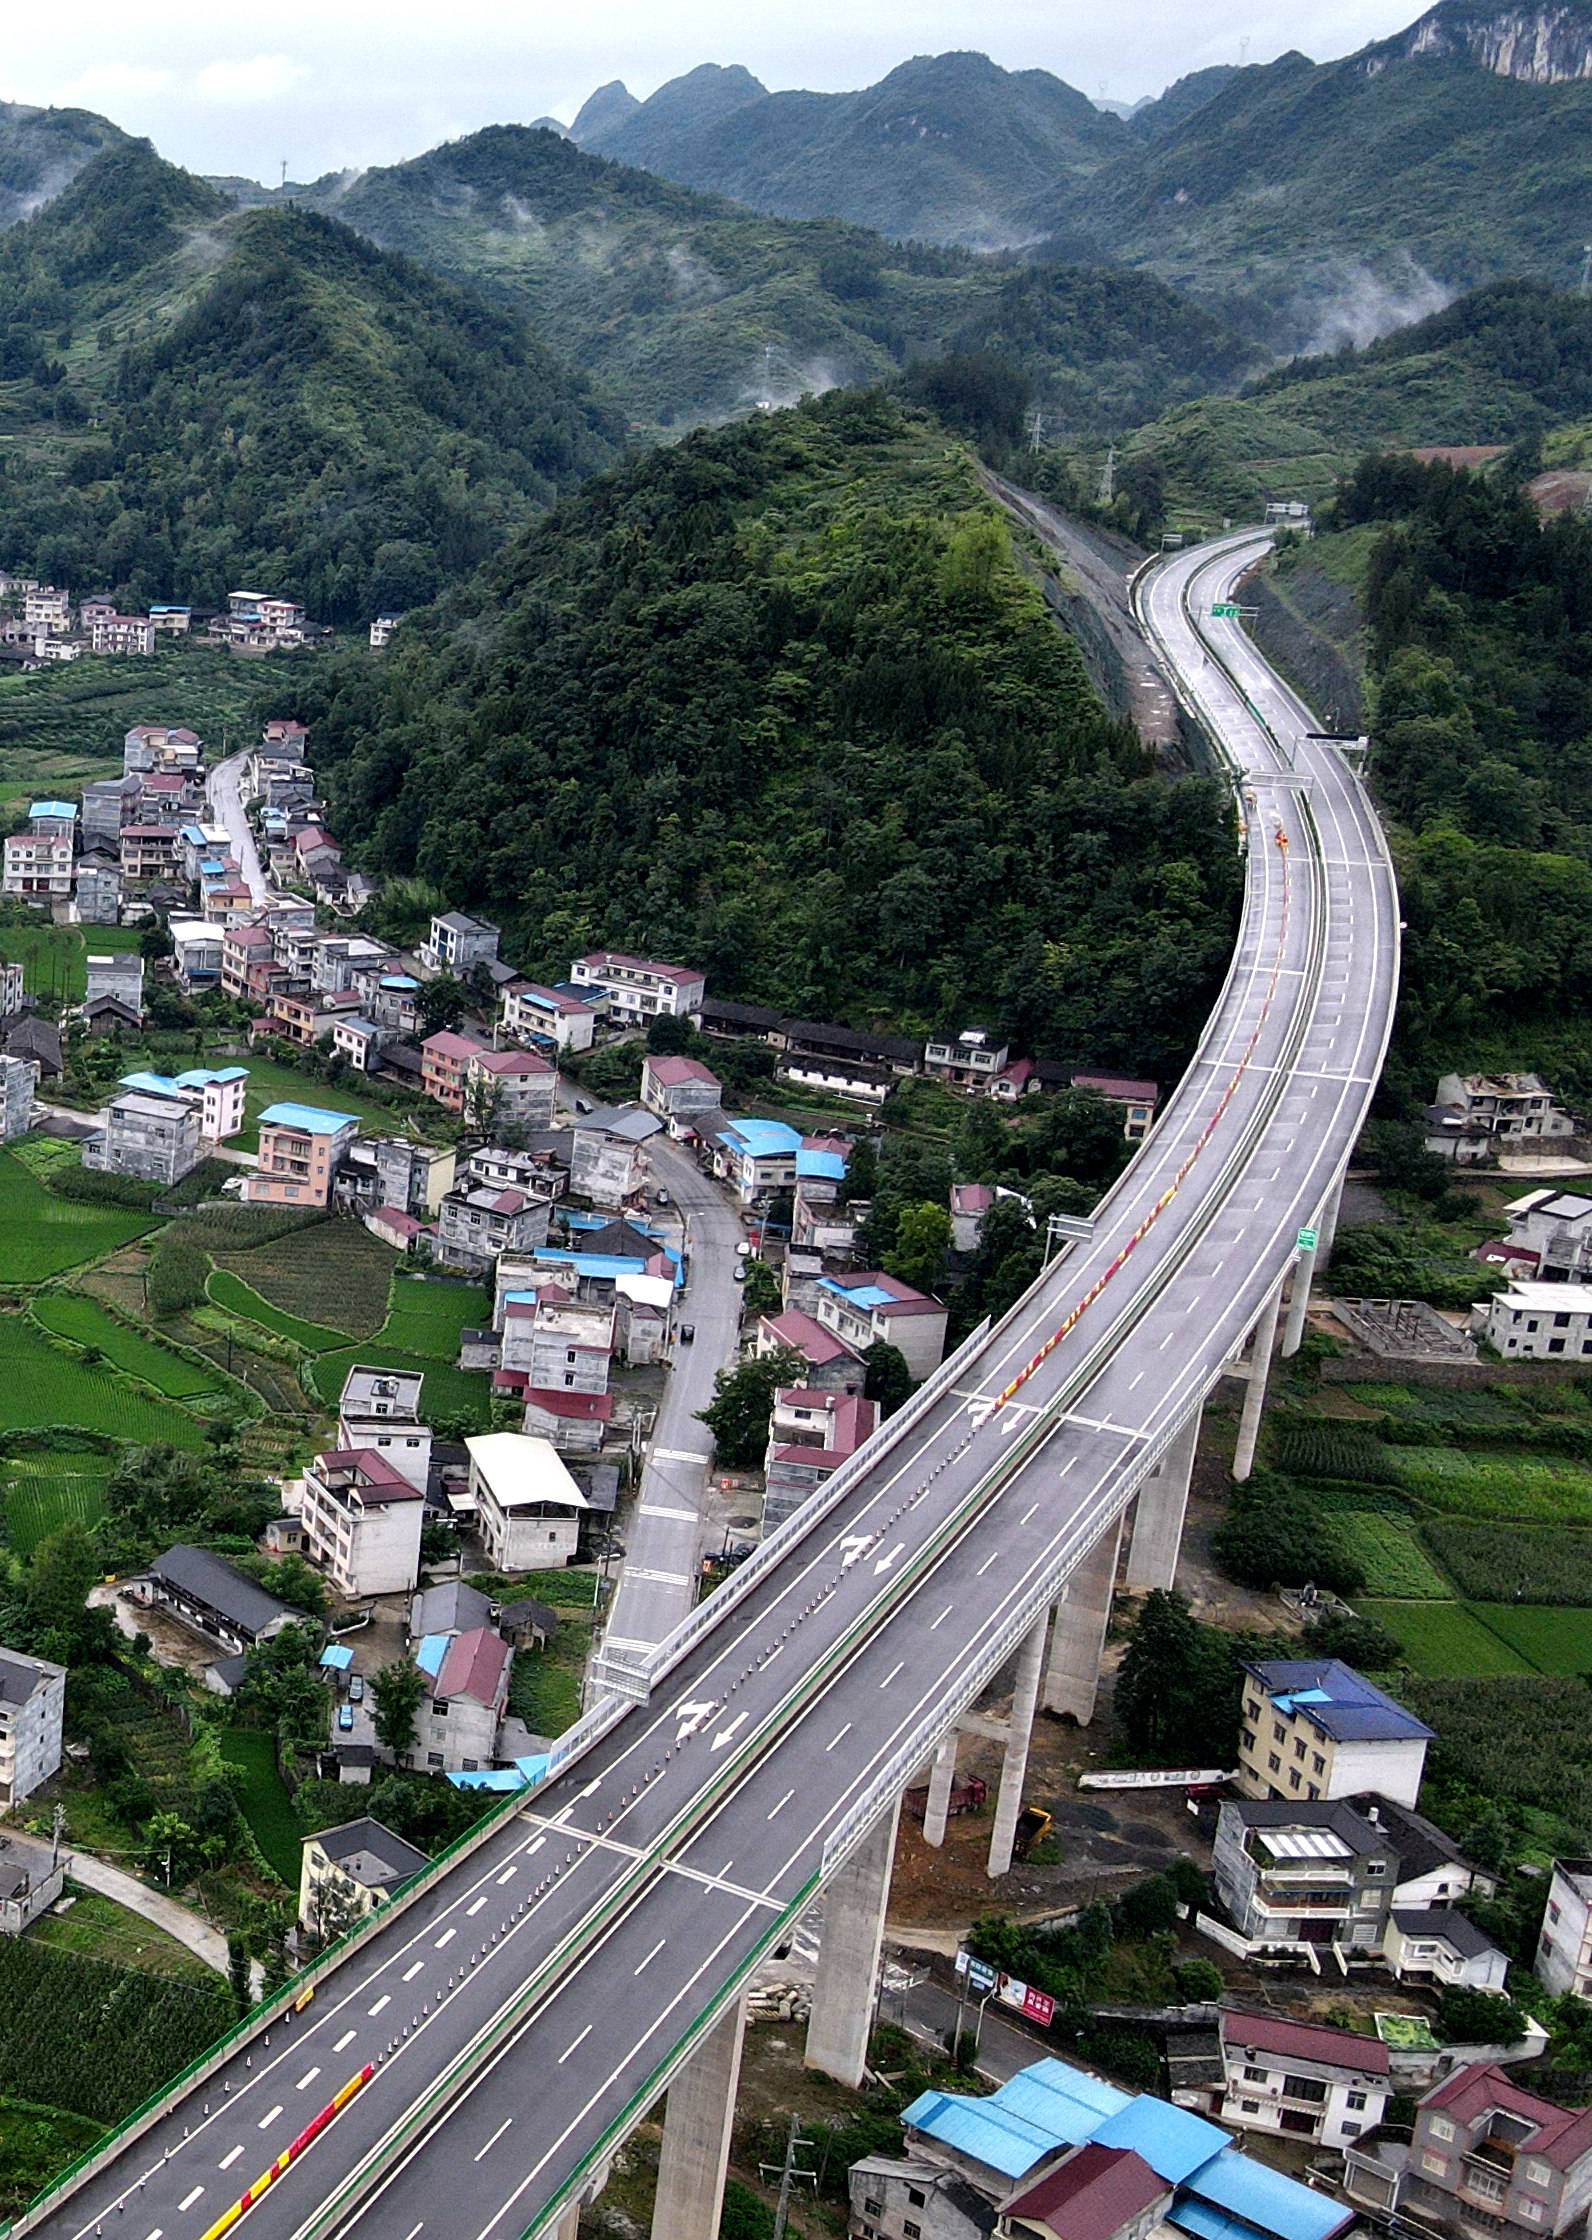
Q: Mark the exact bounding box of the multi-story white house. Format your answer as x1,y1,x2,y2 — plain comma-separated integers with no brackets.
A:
0,1054,34,1143
84,953,144,1017
118,1066,247,1141
299,1447,425,1598
336,1366,432,1494
3,831,72,899
466,1433,588,1570
465,1046,558,1130
1536,1861,1592,1998
0,1647,66,1805
569,950,704,1022
1219,2010,1391,2151
814,1271,948,1381
641,1053,723,1126
420,912,500,977
520,1297,615,1394
168,918,224,990
499,980,596,1054
1482,1283,1592,1362
298,1816,427,1937
923,1025,1009,1091
435,1184,552,1273
412,1626,510,1775
1237,1657,1433,1808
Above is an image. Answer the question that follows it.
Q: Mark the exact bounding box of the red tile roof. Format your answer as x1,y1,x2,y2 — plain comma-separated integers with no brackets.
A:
1221,2009,1390,2076
1071,1071,1158,1103
1002,2143,1169,2240
522,1389,613,1421
423,1030,487,1063
1420,2066,1592,2168
436,1625,509,1706
951,1183,995,1214
314,1448,423,1502
646,1055,720,1088
761,1307,857,1367
472,1048,554,1076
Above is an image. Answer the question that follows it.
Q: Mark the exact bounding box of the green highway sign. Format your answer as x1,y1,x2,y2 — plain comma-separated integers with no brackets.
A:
1297,1227,1318,1250
1211,601,1241,618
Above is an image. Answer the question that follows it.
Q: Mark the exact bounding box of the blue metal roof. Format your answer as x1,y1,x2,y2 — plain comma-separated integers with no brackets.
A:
258,1101,361,1134
1182,2147,1350,2240
30,800,74,819
721,1118,801,1158
415,1632,450,1679
1092,2098,1231,2183
991,2059,1129,2140
120,1065,249,1099
318,1644,353,1671
533,1250,648,1282
903,2060,1128,2179
1246,1658,1433,1745
448,1767,525,1791
1171,2202,1267,2240
819,1277,894,1311
796,1148,847,1180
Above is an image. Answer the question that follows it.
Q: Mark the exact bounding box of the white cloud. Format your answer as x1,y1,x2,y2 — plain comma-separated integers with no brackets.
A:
195,54,311,106
54,63,174,109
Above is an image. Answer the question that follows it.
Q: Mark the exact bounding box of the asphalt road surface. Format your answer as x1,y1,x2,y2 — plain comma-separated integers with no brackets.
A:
25,533,1398,2240
206,748,273,903
602,1135,748,1650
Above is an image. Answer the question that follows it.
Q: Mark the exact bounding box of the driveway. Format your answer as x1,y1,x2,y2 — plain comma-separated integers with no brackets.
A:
206,748,272,903
600,1135,746,1650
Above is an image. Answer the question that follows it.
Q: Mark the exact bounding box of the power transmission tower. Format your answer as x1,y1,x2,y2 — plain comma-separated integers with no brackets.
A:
1096,445,1117,505
765,2111,818,2239
1025,408,1045,454
1580,242,1592,295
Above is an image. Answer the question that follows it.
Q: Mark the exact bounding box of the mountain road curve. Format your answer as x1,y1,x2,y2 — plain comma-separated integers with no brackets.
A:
14,530,1398,2240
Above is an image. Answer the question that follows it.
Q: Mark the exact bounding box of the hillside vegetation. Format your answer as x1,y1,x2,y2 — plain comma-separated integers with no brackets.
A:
291,392,1242,1072
228,127,1256,440
0,143,623,620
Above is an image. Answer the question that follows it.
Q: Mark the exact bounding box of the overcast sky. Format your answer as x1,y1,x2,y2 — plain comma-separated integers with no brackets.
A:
17,1,1426,182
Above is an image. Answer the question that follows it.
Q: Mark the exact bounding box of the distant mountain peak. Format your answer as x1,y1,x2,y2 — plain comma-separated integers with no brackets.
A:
1384,0,1592,81
569,80,640,145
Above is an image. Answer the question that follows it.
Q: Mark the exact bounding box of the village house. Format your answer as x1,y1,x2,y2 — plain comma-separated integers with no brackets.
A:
764,1388,880,1527
715,1115,802,1203
168,918,224,991
1498,1190,1592,1282
411,1624,511,1774
924,1025,1010,1091
500,1295,615,1393
640,1052,723,1127
1435,1071,1577,1148
771,1017,922,1075
91,613,155,657
120,823,180,885
950,1182,997,1252
119,1065,248,1142
814,1271,948,1381
83,1086,202,1185
1237,1656,1432,1808
569,949,705,1022
137,1545,296,1653
365,972,422,1035
299,1447,425,1598
0,1055,35,1142
247,1103,360,1207
83,953,144,1017
756,1305,865,1393
498,979,596,1053
435,1184,552,1273
421,1029,490,1114
334,1138,456,1220
1480,1282,1592,1361
465,1144,566,1201
336,1366,432,1494
466,1046,558,1130
569,1104,661,1209
420,911,501,977
81,772,141,851
149,604,191,634
1535,1861,1592,1998
331,1016,386,1073
1345,2063,1592,2240
3,830,72,899
1217,2009,1392,2150
74,856,122,925
369,613,401,649
1212,1793,1498,1973
0,1647,66,1806
297,1816,428,1937
520,1387,612,1455
465,1433,588,1570
23,587,70,635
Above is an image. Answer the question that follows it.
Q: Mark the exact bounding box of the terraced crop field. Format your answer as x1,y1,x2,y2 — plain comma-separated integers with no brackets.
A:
1358,1600,1534,1675
1467,1605,1592,1676
219,1222,396,1340
382,1275,490,1357
205,1269,343,1354
1308,1486,1450,1597
30,1294,223,1399
2,1456,113,1553
0,1316,203,1446
1390,1447,1592,1521
0,1153,156,1282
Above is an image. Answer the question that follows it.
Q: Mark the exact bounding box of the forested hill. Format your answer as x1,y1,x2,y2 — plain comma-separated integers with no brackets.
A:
292,392,1241,1071
0,143,624,621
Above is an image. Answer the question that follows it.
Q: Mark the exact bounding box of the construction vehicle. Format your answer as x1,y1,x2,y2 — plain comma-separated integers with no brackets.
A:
1014,1804,1054,1859
903,1774,988,1822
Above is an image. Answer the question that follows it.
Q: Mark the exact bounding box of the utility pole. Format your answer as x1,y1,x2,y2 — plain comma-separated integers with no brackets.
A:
1096,445,1116,506
50,1802,65,1871
769,2111,818,2240
1580,242,1592,296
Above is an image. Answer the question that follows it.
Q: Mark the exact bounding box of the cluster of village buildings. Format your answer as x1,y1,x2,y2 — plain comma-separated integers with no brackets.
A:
0,579,353,667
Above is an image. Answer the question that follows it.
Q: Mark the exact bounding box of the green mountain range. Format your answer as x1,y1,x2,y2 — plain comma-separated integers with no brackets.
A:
211,125,1254,440
0,143,621,620
555,3,1592,311
0,100,128,228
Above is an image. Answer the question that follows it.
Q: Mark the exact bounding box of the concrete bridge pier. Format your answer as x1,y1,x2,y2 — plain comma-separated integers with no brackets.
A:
1124,1412,1201,1591
987,1609,1051,1877
1040,1513,1123,1725
1232,1274,1285,1482
805,1797,901,2086
922,1731,961,1848
652,1994,748,2240
1314,1170,1346,1268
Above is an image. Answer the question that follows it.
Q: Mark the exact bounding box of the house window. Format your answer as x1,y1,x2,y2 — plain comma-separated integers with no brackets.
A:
1430,2117,1456,2143
904,2226,921,2240
1422,2153,1449,2176
1365,1860,1387,1878
863,2202,882,2219
907,2192,926,2210
1268,1753,1281,1773
1520,2201,1542,2223
1288,1769,1301,1790
1342,2122,1362,2139
1526,2162,1552,2187
427,1751,443,1767
1348,2093,1368,2111
1242,2098,1262,2114
1312,1754,1325,1774
1294,1739,1306,1759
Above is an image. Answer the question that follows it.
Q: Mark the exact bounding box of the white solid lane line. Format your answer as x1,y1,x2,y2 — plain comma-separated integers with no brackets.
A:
474,2119,514,2162
558,2025,593,2065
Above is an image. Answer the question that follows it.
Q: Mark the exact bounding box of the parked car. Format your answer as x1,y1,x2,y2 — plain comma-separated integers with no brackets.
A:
337,1703,354,1731
733,1264,746,1283
348,1675,365,1704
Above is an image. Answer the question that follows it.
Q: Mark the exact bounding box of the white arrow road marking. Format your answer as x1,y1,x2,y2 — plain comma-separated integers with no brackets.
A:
840,1534,873,1567
675,1700,719,1742
873,1542,905,1576
967,1400,993,1428
710,1712,750,1752
1001,1413,1023,1437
